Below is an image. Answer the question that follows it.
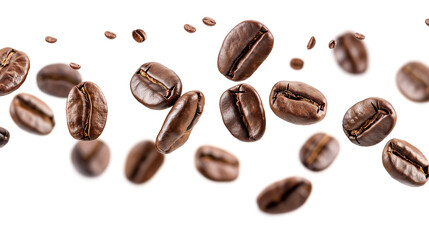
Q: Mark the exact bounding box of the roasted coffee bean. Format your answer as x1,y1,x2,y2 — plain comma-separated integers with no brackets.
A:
290,58,304,70
343,97,396,146
217,20,274,81
396,61,429,102
195,145,239,182
66,81,108,141
0,47,30,96
45,36,57,43
300,133,339,171
132,29,147,43
125,140,164,184
9,93,55,135
354,32,365,40
202,17,216,26
269,81,327,125
328,40,336,49
69,62,81,70
383,139,428,186
37,63,82,98
257,176,312,214
333,32,368,74
104,31,116,39
307,36,316,49
184,24,196,33
425,19,429,26
130,62,182,110
220,83,265,142
71,140,110,177
156,91,205,154
0,127,10,148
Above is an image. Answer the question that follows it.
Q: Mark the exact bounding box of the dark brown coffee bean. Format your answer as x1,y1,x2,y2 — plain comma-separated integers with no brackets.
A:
328,40,336,49
300,133,339,171
202,17,216,26
307,36,316,49
69,62,81,70
132,29,147,43
125,140,164,184
354,32,365,40
9,93,55,135
156,91,205,154
269,81,327,125
396,61,429,102
45,36,57,43
220,83,265,142
383,139,428,186
66,81,108,141
37,63,82,98
218,20,274,81
290,58,304,70
333,32,368,74
343,97,396,146
425,19,429,26
104,31,116,39
0,127,10,148
130,62,182,110
0,47,30,96
195,145,239,182
71,140,110,177
184,24,196,33
257,176,312,214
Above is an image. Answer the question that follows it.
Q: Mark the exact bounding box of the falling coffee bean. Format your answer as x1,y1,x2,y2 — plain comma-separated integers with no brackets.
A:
37,63,82,98
104,31,116,39
425,19,429,26
382,138,428,187
132,29,147,43
45,36,57,43
290,58,304,70
0,127,10,148
257,176,312,214
184,24,196,33
354,32,365,40
0,47,30,96
195,145,239,182
300,133,340,171
396,61,429,102
69,62,81,70
333,32,368,74
307,36,316,49
328,40,336,49
202,17,216,26
9,93,55,135
125,140,164,184
71,140,110,177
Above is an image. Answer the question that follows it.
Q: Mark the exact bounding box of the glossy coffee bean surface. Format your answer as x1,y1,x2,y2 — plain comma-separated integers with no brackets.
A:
0,47,30,96
37,63,82,97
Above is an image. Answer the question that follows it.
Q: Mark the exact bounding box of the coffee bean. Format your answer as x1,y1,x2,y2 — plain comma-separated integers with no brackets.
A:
0,47,30,96
217,20,274,81
37,63,82,98
195,145,239,182
269,81,327,125
202,17,216,26
290,58,304,70
132,29,147,43
125,140,164,184
257,176,312,214
328,40,336,49
184,24,196,33
66,81,108,141
354,32,365,40
71,140,110,177
220,83,265,142
300,133,339,171
307,36,316,49
69,62,81,70
130,62,182,110
104,31,116,39
383,139,428,186
45,36,57,43
0,127,10,148
425,19,429,26
156,91,205,154
333,32,368,74
343,97,396,146
9,93,55,135
396,61,429,102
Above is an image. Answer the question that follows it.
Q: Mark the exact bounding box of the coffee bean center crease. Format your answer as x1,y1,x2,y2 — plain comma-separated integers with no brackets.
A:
16,95,54,123
0,49,16,71
265,182,305,210
305,135,331,164
78,83,92,140
139,68,173,98
388,143,428,177
272,84,325,113
348,102,387,143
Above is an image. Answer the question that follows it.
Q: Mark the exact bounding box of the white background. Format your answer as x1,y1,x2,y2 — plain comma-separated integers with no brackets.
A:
0,0,428,239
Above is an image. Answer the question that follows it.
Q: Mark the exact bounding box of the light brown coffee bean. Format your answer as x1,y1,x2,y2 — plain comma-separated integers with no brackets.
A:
132,29,147,43
195,145,239,182
69,62,81,70
202,17,216,26
45,36,57,43
329,40,336,49
71,140,110,177
104,31,116,39
290,58,304,70
354,32,365,40
425,19,429,26
307,36,316,49
184,24,196,33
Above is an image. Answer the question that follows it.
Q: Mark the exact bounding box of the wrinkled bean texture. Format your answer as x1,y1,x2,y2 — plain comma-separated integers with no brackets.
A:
333,32,368,74
71,140,110,177
0,47,30,96
195,145,239,182
37,63,82,98
300,133,339,171
396,61,429,102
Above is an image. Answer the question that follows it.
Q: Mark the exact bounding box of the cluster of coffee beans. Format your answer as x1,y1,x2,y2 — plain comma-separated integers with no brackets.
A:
1,18,428,215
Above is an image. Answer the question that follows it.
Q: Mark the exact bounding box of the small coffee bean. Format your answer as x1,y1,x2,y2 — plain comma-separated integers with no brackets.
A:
9,93,55,135
66,81,108,141
300,133,339,171
71,140,110,177
0,47,30,96
195,145,239,182
132,29,147,43
125,140,164,184
425,19,429,26
0,127,10,148
184,24,196,33
45,36,57,43
342,97,396,146
257,176,312,214
218,20,274,81
290,58,304,70
156,91,205,154
104,31,116,39
396,61,429,102
354,32,365,40
333,32,368,74
202,17,216,26
383,139,428,186
69,62,81,70
307,36,316,49
269,81,327,125
130,62,182,110
37,63,82,98
328,40,336,49
220,83,265,142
